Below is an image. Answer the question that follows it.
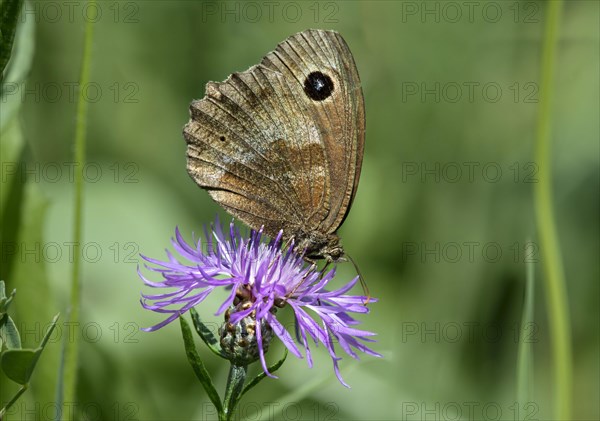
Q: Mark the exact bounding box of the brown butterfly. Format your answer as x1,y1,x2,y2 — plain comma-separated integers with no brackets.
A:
183,29,365,263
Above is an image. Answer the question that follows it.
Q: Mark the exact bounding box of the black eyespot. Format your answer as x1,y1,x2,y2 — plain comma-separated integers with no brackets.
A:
303,71,334,101
219,135,226,142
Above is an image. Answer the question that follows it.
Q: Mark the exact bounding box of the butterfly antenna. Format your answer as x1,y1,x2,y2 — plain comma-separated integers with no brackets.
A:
347,253,370,305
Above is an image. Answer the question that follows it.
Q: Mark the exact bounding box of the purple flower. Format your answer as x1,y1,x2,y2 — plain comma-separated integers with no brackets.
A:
138,220,381,386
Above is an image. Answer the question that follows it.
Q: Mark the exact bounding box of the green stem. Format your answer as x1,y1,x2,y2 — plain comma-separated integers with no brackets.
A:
534,2,571,419
0,383,28,418
62,0,95,413
222,364,247,421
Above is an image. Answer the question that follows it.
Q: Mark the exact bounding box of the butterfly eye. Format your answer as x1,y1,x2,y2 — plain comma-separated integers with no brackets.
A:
304,71,334,101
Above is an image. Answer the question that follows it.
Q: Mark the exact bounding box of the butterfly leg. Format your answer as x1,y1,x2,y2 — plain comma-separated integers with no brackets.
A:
301,255,319,273
320,261,331,279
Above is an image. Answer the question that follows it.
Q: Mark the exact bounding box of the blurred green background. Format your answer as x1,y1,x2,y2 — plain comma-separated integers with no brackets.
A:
1,1,598,420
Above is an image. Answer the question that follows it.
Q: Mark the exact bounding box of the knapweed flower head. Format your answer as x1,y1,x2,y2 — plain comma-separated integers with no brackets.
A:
139,219,381,386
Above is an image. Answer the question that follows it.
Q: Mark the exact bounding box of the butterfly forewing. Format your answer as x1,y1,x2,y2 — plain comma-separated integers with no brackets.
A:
184,29,365,255
266,29,365,234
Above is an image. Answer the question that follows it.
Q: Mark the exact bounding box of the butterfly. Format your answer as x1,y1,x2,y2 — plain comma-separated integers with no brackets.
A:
183,29,365,263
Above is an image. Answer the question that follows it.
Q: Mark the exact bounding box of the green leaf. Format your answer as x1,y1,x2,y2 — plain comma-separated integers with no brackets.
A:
179,315,223,415
1,171,56,407
0,281,16,313
1,348,36,384
0,0,33,130
39,314,59,349
0,314,57,384
190,307,226,358
0,383,27,418
223,364,247,421
0,281,17,316
0,313,21,349
1,6,35,282
240,348,288,398
0,0,24,80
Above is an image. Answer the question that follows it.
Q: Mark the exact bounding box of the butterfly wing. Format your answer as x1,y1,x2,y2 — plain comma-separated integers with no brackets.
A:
184,29,364,238
270,29,365,235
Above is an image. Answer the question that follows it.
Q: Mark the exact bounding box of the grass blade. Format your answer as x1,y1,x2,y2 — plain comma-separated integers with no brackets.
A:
533,2,572,419
61,0,96,414
516,244,535,410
